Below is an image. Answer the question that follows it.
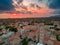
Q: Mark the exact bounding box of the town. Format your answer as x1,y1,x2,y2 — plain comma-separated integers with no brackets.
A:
0,18,60,45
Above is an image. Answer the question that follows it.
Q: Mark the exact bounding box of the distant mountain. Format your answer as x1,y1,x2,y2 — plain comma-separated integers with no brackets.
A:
50,15,60,19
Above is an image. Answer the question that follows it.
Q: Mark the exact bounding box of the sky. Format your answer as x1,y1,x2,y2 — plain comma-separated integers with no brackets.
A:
0,0,60,18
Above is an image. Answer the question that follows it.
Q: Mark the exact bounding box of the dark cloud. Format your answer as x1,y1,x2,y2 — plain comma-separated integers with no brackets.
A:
0,0,14,11
38,0,42,2
49,0,60,9
30,4,35,8
30,3,41,9
20,4,27,10
16,11,33,14
36,5,41,9
17,0,23,4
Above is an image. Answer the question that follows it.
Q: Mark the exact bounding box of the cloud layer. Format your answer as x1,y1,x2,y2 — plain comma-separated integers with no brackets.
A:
0,0,60,18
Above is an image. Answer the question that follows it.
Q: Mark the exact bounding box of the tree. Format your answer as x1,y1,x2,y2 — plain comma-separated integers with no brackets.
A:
21,37,31,45
9,27,18,33
0,28,3,36
0,42,5,45
56,34,60,41
55,28,60,31
5,26,10,30
0,33,3,36
0,28,2,32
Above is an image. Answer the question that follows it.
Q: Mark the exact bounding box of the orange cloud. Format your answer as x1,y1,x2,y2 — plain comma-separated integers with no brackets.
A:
0,8,54,19
0,3,54,19
14,3,54,15
15,7,53,15
27,5,53,15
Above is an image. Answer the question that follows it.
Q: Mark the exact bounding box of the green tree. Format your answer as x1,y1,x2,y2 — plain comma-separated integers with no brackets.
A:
9,27,18,34
0,28,3,36
56,34,60,41
0,42,5,45
21,37,31,45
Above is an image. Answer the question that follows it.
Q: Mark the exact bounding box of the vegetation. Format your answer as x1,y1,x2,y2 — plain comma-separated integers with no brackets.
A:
53,25,60,31
54,25,57,28
0,33,3,36
30,21,34,25
50,27,54,29
0,28,3,36
5,26,10,30
44,22,53,25
21,37,31,45
56,34,60,41
54,28,60,31
50,25,60,31
9,27,18,33
0,28,2,32
0,42,5,45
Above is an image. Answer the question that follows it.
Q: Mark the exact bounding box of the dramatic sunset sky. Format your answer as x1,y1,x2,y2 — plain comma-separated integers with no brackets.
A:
0,0,60,18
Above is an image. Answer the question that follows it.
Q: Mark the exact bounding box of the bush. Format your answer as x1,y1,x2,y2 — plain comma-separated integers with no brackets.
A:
56,34,60,41
9,27,18,33
21,37,31,45
0,42,5,45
